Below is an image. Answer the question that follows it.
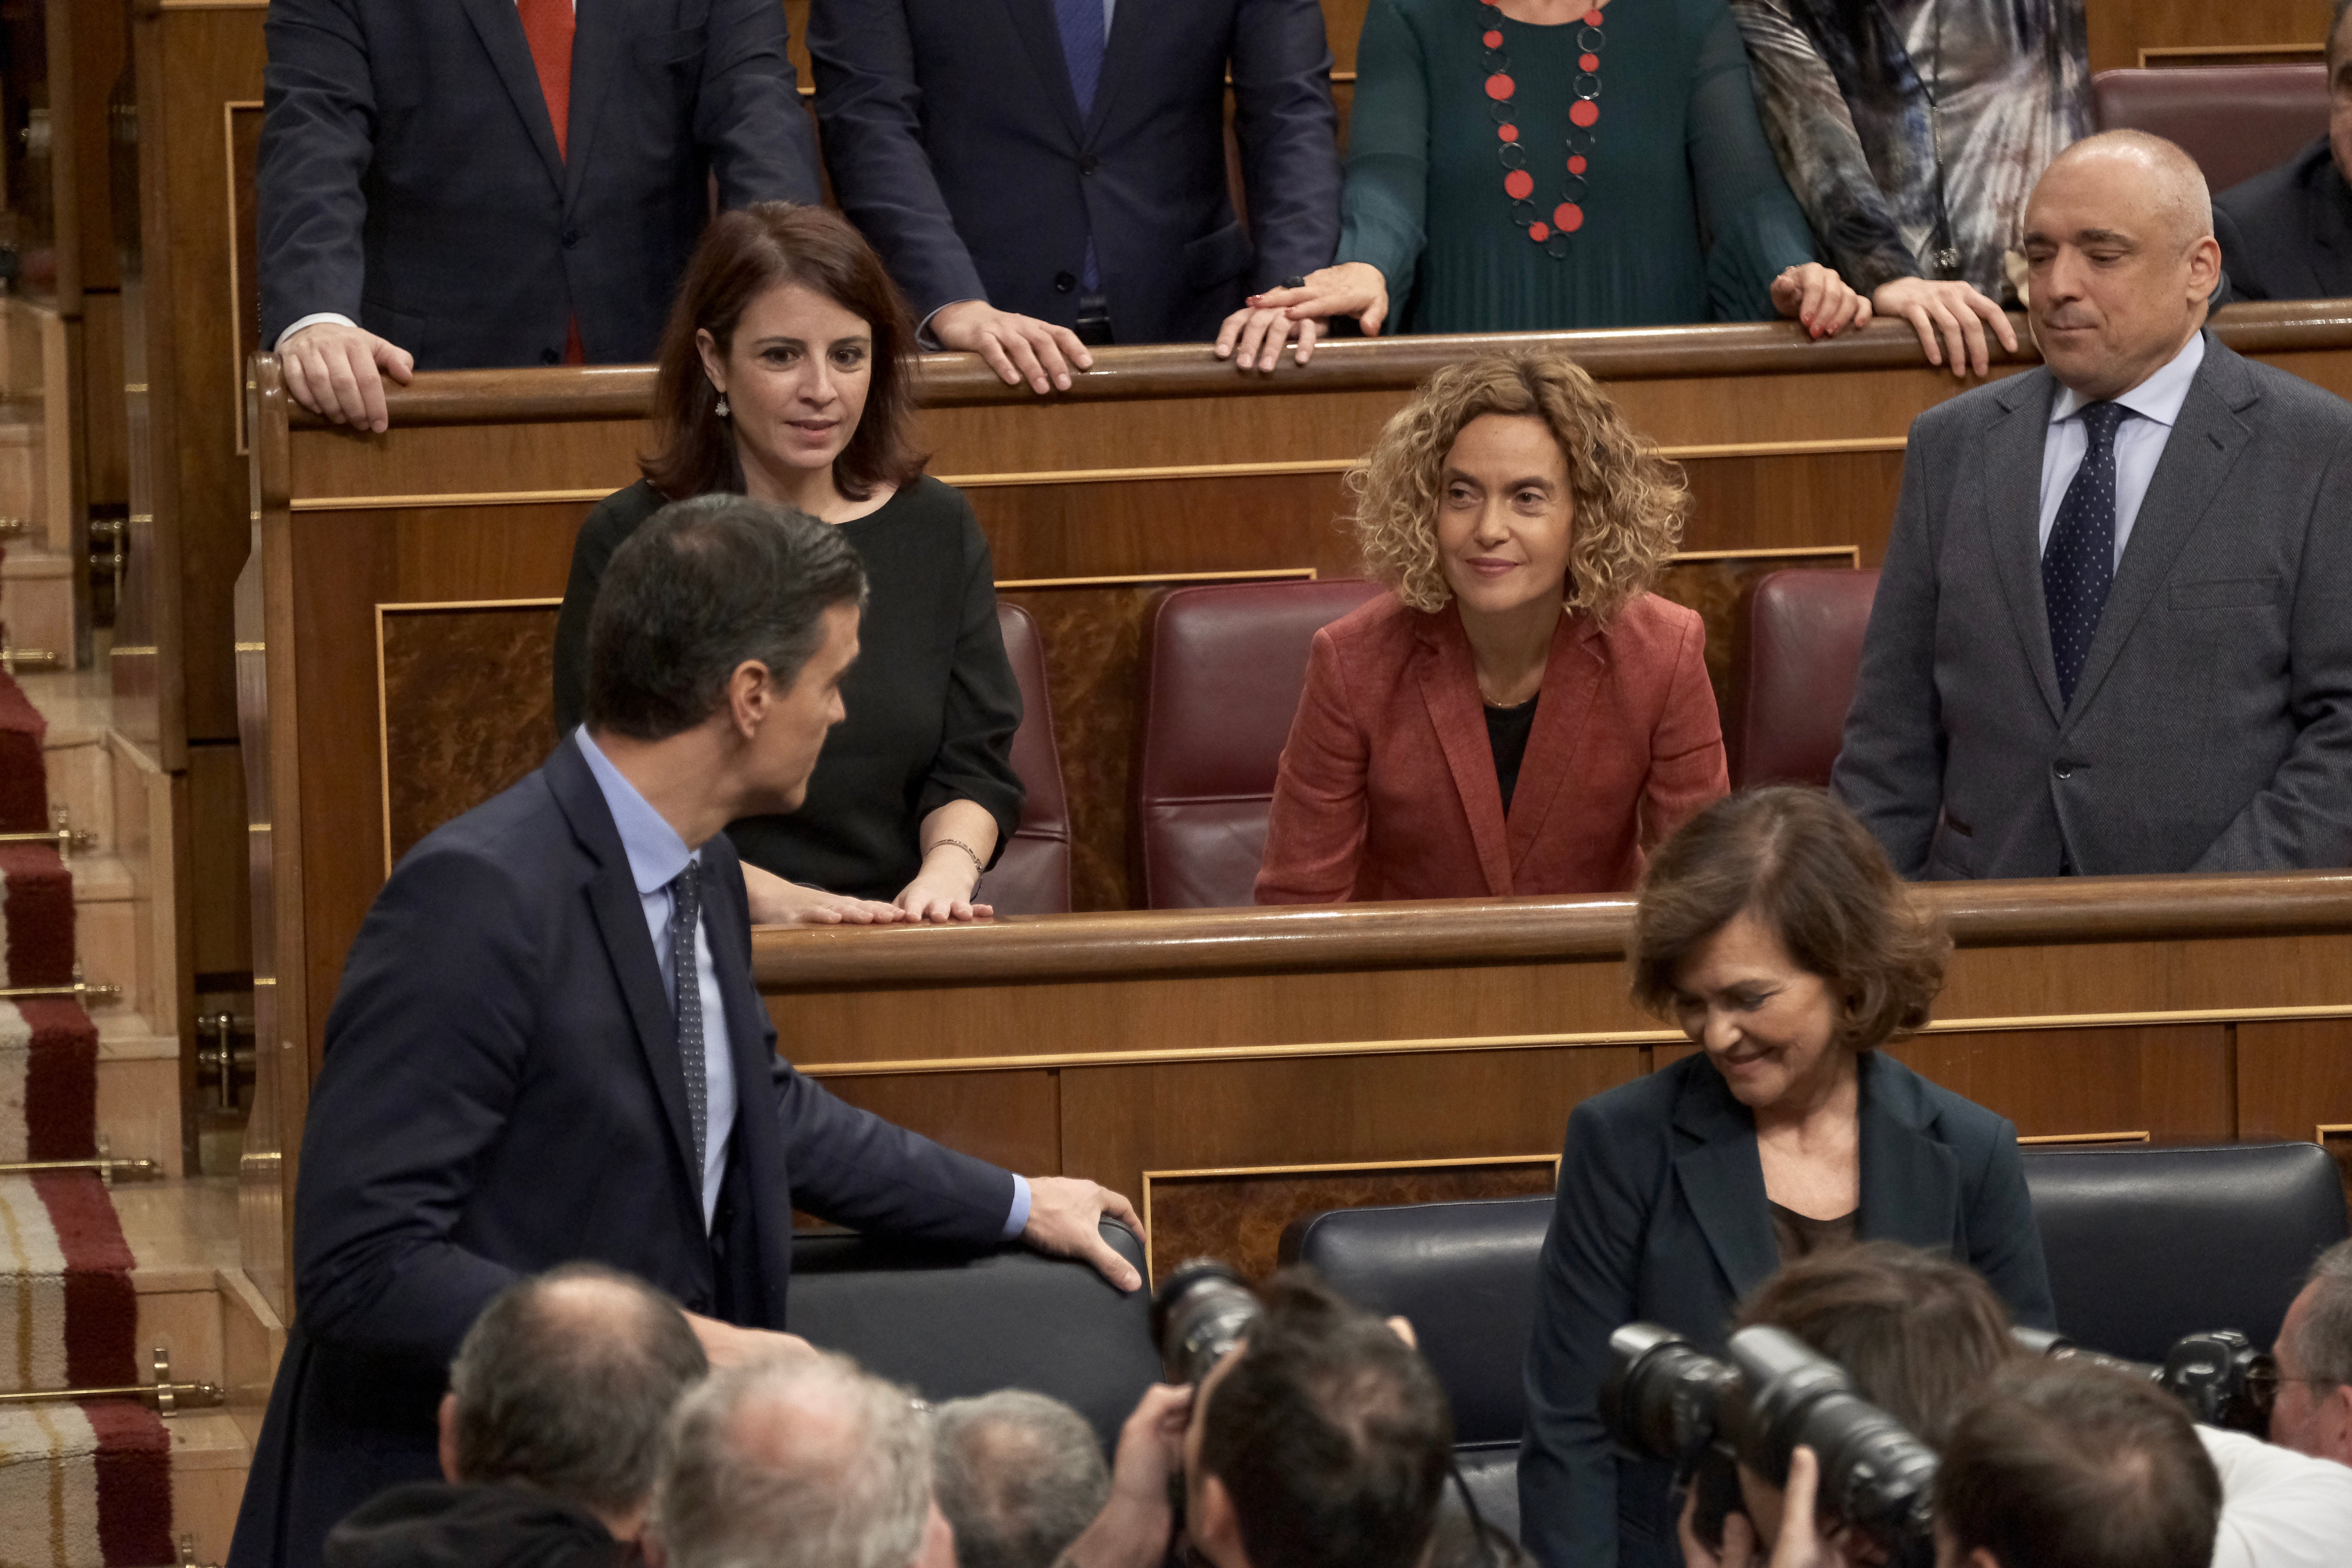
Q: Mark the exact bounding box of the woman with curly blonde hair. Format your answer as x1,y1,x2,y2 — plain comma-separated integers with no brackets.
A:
1255,348,1729,903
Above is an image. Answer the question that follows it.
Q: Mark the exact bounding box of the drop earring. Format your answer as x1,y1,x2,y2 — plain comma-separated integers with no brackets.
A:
714,394,730,417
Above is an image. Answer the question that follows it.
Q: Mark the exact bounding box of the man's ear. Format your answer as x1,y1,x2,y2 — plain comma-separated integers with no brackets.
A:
1192,1473,1247,1568
2323,1380,2352,1463
2185,234,2223,303
642,1531,670,1568
726,660,772,739
436,1392,462,1484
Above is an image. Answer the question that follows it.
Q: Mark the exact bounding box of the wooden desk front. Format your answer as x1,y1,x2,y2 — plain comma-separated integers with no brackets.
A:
760,876,2352,1277
234,306,2352,1312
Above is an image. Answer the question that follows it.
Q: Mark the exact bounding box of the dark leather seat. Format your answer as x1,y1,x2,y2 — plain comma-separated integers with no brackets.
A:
1133,577,1385,908
2020,1140,2350,1363
1728,568,1880,789
2091,66,2329,192
789,1220,1158,1452
986,602,1073,915
1280,1196,1556,1540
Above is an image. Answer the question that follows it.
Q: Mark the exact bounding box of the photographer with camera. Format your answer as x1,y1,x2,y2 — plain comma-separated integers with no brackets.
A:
2271,1239,2352,1468
1055,1267,1454,1568
1631,1243,2352,1568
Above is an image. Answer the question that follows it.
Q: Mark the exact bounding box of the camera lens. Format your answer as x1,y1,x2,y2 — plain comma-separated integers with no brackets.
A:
1151,1259,1261,1386
1728,1327,1939,1556
1599,1323,1740,1464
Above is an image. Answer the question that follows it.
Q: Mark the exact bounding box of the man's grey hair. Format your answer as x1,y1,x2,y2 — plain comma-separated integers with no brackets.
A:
2294,1237,2352,1387
932,1392,1110,1568
447,1262,709,1516
654,1350,935,1568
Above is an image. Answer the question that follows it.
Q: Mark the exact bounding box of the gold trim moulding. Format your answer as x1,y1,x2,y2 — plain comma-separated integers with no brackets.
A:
997,568,1316,591
376,596,564,614
2016,1131,2151,1146
1143,1152,1560,1183
789,1002,2352,1079
283,437,1912,511
290,487,620,512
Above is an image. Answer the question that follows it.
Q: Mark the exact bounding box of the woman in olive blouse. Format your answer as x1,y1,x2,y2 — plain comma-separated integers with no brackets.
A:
552,204,1022,925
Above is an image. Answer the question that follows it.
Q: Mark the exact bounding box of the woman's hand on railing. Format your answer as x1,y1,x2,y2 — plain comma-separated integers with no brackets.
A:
1871,276,2020,379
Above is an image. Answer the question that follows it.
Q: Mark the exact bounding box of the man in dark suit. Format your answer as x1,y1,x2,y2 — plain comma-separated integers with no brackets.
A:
1833,130,2352,878
227,496,1141,1568
806,0,1342,394
259,0,822,432
2215,0,2352,303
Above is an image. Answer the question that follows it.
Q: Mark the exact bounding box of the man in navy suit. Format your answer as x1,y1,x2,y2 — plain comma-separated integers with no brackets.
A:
259,0,823,432
806,0,1342,394
227,495,1141,1568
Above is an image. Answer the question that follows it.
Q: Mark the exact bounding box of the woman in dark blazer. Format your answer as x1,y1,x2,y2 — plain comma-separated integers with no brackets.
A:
1517,787,2054,1568
1254,349,1728,904
552,203,1022,925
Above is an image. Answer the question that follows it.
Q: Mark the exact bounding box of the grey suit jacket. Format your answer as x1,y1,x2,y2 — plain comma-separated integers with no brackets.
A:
1832,334,2352,878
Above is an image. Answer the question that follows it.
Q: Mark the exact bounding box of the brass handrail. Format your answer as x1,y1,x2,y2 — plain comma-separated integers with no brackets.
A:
0,1349,224,1415
0,965,122,1005
0,807,97,858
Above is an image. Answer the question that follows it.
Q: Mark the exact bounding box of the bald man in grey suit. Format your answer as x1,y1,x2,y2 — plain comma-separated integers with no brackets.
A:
1833,131,2352,878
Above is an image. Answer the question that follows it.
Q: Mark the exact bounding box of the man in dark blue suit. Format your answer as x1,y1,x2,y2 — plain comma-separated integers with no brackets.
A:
227,495,1141,1568
806,0,1342,394
259,0,823,432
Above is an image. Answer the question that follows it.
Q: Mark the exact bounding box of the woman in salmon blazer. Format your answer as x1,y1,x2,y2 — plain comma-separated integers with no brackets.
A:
1255,348,1728,903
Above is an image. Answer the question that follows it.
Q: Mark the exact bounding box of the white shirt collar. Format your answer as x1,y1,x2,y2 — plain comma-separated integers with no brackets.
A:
2050,330,2207,431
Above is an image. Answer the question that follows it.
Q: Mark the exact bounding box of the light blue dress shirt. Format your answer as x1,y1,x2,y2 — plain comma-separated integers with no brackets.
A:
2037,331,2207,569
572,730,1030,1240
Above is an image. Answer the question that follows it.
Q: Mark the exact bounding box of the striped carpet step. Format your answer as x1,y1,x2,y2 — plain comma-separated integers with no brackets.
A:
0,665,176,1564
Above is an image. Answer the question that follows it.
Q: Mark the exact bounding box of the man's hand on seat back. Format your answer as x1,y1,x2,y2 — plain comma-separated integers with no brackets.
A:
1022,1176,1145,1292
281,319,415,433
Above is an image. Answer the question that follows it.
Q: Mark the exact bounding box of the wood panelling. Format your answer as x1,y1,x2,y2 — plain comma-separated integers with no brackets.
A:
1143,1155,1558,1282
379,602,561,867
2089,1,2326,73
2237,1019,2352,1143
188,740,252,979
1884,1026,2236,1142
246,316,2352,1299
1061,1047,1637,1239
814,1070,1063,1183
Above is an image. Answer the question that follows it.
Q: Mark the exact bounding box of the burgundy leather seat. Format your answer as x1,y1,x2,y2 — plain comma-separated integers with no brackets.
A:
1728,568,1880,790
1134,577,1385,909
2091,66,2328,192
985,603,1073,915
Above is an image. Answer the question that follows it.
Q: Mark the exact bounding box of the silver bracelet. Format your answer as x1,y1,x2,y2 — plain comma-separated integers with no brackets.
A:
931,837,986,883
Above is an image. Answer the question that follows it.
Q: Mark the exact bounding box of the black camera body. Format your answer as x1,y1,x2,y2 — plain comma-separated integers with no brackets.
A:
2012,1325,2277,1434
1601,1323,1939,1568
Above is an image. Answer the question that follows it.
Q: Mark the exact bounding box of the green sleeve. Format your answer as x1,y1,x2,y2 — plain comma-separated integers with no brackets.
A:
1336,0,1431,306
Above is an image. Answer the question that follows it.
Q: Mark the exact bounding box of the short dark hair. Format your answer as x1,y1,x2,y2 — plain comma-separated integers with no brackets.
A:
584,493,867,741
1630,786,1949,1051
933,1390,1109,1568
642,202,925,503
1735,1241,2022,1448
2331,0,2352,70
1936,1360,2220,1568
1197,1269,1454,1568
448,1262,709,1516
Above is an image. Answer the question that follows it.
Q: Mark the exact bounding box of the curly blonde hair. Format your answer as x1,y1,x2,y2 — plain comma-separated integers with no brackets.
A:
1348,349,1688,623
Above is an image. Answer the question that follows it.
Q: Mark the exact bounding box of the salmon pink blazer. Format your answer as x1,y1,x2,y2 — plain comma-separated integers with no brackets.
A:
1254,593,1729,903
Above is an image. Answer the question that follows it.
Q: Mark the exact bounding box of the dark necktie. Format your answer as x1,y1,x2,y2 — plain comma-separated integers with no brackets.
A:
1051,0,1106,291
670,862,708,1180
2042,401,2132,707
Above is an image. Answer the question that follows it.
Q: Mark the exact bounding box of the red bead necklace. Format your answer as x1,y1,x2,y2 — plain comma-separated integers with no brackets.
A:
1479,0,1604,254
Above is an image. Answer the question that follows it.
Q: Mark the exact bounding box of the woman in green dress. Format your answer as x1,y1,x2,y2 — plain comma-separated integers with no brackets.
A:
1227,0,1871,359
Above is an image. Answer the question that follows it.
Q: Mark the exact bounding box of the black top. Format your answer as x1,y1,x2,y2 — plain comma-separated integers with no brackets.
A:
1485,695,1539,815
2215,136,2352,304
1768,1202,1859,1263
552,476,1024,901
323,1481,626,1568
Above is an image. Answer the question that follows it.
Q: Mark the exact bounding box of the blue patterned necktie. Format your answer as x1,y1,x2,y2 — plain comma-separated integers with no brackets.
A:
1051,0,1105,118
669,862,707,1180
1051,0,1106,291
2042,401,2132,707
